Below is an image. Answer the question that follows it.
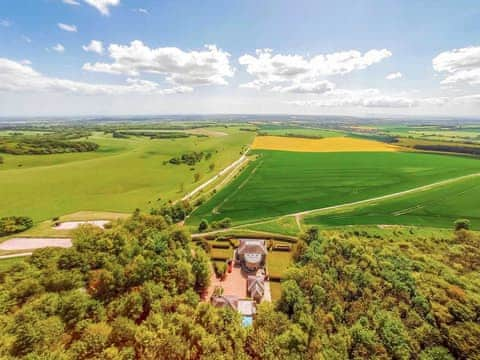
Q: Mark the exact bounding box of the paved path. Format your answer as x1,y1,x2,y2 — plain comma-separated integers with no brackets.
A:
181,154,248,202
263,281,272,302
53,220,110,230
0,238,72,251
0,252,32,260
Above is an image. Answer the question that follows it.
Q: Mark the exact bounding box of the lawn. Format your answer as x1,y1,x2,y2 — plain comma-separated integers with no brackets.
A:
188,150,480,225
304,175,480,230
0,128,254,222
241,217,300,236
267,251,293,279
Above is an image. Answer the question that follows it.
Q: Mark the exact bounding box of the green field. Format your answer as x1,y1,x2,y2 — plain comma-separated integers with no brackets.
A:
188,150,480,226
0,128,254,222
371,124,480,143
304,175,480,229
258,125,345,138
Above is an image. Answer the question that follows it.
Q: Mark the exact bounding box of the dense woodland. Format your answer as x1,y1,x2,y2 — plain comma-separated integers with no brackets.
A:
0,131,98,155
0,211,479,359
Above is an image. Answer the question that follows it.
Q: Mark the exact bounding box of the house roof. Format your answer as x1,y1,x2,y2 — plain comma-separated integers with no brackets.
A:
237,239,267,256
247,275,265,299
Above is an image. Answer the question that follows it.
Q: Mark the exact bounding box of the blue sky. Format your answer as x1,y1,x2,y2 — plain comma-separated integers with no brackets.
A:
1,0,480,116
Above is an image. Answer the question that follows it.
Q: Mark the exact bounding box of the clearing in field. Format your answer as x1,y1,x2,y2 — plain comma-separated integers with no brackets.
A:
251,136,399,152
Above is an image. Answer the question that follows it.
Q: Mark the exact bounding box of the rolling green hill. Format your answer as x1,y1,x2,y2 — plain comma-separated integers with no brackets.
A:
0,128,254,222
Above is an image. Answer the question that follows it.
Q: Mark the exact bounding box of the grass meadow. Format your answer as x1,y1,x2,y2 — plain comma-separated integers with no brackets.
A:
188,150,480,226
0,128,254,222
304,174,480,229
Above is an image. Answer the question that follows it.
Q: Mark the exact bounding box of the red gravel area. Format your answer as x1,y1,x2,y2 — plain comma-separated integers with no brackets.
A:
206,265,247,300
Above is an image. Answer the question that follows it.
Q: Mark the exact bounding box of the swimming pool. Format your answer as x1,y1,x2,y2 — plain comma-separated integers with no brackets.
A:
242,316,253,327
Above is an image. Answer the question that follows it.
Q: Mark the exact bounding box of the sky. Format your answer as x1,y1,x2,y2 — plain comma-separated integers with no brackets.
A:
1,0,480,117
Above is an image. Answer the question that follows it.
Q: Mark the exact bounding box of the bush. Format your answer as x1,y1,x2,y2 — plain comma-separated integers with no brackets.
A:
211,218,232,229
454,219,470,231
198,219,209,232
0,216,33,236
213,262,227,279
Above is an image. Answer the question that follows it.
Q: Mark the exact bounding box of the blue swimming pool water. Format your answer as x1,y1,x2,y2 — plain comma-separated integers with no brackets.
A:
242,316,253,327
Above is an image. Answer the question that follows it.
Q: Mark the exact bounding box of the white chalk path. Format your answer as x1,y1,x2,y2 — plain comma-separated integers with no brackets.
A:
0,238,72,251
53,220,110,230
0,252,33,259
181,154,248,202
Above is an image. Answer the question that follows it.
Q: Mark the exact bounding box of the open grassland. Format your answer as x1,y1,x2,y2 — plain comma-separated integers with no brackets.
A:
257,125,345,138
304,175,480,229
0,128,254,222
362,124,480,144
188,150,480,226
251,135,399,152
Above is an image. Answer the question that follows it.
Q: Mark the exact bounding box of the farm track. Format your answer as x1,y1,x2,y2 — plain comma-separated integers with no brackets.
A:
193,171,480,235
181,153,248,202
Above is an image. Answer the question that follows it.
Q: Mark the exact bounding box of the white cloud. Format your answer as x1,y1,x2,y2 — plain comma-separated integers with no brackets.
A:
83,40,104,54
0,58,192,96
83,0,120,16
83,41,234,87
20,59,32,65
288,88,418,108
52,44,65,53
386,72,402,80
433,46,480,85
21,35,32,43
238,48,392,90
62,0,80,5
272,80,335,94
0,19,12,27
133,8,149,15
58,23,78,32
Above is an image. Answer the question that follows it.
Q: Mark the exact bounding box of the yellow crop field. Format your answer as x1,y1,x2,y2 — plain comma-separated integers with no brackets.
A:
251,136,399,152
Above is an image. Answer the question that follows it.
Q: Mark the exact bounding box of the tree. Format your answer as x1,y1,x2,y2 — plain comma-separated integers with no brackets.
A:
300,226,319,244
198,219,209,232
191,248,211,292
194,172,201,182
209,163,215,172
454,219,470,231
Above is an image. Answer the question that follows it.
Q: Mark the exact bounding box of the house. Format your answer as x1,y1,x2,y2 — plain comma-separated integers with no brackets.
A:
247,275,265,303
235,239,267,272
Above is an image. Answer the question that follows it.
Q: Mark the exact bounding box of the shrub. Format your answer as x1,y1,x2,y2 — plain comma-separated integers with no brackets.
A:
454,219,470,231
198,219,209,232
211,218,232,229
0,216,33,236
213,262,227,279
